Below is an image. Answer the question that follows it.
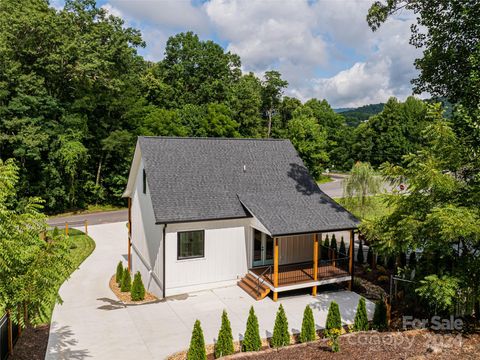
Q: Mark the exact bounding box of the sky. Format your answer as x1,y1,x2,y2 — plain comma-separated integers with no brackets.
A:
51,0,423,108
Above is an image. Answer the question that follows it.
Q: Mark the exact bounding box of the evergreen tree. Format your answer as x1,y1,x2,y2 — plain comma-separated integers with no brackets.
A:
271,304,290,348
366,247,374,267
116,261,123,285
242,306,261,352
357,240,364,264
187,320,206,360
325,301,342,331
131,271,146,301
330,234,338,255
353,298,369,331
299,305,316,343
215,310,234,358
400,252,407,267
387,255,395,270
372,299,388,331
322,235,330,260
120,268,131,292
339,236,346,256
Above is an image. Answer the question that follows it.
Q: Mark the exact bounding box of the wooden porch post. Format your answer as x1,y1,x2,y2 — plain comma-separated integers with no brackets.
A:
348,229,354,290
312,233,319,296
127,197,132,272
273,237,279,301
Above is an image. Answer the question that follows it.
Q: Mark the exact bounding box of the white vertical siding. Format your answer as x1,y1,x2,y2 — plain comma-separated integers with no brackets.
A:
165,218,249,296
131,158,164,298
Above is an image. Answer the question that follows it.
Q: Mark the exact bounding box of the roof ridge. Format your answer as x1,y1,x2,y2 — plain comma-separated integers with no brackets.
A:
138,136,288,142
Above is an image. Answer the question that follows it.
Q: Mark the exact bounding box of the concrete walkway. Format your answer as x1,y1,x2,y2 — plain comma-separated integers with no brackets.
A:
46,222,374,360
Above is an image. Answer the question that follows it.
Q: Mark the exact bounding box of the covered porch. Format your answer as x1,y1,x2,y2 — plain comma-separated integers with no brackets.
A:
245,231,355,301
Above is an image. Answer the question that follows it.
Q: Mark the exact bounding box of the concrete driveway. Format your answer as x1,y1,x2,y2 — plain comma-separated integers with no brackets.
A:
46,222,374,360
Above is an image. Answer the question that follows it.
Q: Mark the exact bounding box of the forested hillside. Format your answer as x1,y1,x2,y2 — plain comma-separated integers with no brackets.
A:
340,103,385,127
0,0,436,213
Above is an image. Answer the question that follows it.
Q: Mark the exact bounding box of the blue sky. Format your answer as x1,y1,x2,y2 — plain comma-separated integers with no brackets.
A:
51,0,422,108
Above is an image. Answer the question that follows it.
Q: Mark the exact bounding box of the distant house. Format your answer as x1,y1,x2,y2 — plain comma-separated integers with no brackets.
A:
123,137,359,300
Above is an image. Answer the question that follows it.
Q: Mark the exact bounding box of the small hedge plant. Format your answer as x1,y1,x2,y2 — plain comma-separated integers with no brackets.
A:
373,299,388,330
120,267,131,292
116,261,123,285
339,236,346,256
271,304,290,348
131,271,146,301
357,240,364,264
187,320,206,360
299,305,316,343
242,306,261,352
322,235,330,260
330,234,338,255
353,297,369,331
215,310,234,358
325,301,342,331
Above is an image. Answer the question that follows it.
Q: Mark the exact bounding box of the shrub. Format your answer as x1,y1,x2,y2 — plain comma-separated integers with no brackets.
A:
353,298,369,331
353,277,362,290
116,261,123,285
131,271,146,301
322,235,330,260
400,252,407,267
242,306,261,352
357,240,364,264
187,320,206,360
377,275,389,283
376,265,387,275
330,234,338,255
271,304,290,348
215,310,234,358
326,328,341,353
409,251,417,268
120,268,131,292
372,299,388,330
376,255,384,267
339,236,346,256
325,301,342,331
366,247,374,267
299,305,316,343
387,255,395,270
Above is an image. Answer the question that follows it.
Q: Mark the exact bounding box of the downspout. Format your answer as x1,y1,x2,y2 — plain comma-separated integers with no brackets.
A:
163,224,167,299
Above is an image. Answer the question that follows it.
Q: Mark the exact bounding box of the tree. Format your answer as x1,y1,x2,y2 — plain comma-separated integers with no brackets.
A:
339,236,346,256
287,113,328,180
353,298,369,331
299,305,316,343
415,275,459,315
116,261,123,285
322,235,330,260
242,306,261,352
367,1,480,110
372,299,388,330
357,240,364,264
261,71,288,137
330,234,338,256
120,268,131,292
215,310,234,358
0,159,72,326
131,272,145,301
343,161,381,219
325,301,342,331
409,252,417,268
187,320,206,360
271,304,290,348
366,246,374,267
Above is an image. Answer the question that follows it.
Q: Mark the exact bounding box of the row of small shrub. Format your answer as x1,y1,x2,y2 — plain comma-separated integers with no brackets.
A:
187,297,388,359
115,261,146,301
321,234,347,259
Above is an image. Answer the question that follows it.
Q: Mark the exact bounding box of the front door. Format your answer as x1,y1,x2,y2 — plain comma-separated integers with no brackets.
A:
252,229,274,267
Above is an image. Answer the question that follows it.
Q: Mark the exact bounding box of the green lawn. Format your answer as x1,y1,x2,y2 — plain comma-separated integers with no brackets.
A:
50,204,126,218
317,175,332,184
336,194,394,220
39,228,95,324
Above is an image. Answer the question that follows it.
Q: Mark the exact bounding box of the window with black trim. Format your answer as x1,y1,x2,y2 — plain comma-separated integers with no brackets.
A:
177,230,205,260
142,169,146,194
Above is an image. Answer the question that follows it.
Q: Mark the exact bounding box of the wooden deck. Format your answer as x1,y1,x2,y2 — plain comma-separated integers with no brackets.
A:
250,259,350,288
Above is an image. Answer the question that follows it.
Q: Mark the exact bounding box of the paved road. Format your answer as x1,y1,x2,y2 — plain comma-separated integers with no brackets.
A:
46,222,374,360
47,209,128,227
318,174,347,198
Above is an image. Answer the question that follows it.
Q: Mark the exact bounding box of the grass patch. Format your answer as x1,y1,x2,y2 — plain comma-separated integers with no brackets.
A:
50,204,126,218
317,175,332,184
336,194,394,220
38,228,95,324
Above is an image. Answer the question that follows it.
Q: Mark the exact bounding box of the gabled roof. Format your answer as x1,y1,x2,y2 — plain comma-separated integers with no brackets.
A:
130,136,358,236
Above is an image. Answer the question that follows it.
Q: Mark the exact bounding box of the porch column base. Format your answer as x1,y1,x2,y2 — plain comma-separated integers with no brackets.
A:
273,291,278,301
312,286,317,296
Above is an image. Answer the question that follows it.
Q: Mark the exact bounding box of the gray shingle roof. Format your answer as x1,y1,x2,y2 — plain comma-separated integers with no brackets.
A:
139,136,358,235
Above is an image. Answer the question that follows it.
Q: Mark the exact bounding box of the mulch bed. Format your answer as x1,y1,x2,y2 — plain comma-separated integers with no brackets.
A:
109,275,158,304
223,330,480,360
10,324,50,360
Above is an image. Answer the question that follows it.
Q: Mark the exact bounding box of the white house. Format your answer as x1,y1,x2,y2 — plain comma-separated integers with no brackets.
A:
123,137,359,301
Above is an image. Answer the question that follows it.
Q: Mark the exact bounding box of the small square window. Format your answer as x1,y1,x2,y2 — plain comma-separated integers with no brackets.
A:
177,230,205,260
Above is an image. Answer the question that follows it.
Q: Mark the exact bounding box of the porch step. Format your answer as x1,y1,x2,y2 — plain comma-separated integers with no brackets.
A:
237,273,270,301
